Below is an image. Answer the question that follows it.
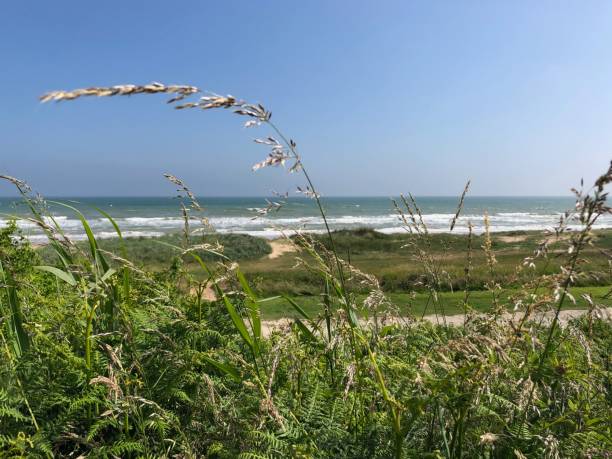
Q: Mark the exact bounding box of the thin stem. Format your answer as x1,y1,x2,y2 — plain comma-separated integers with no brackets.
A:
85,300,99,374
517,200,599,434
266,121,348,295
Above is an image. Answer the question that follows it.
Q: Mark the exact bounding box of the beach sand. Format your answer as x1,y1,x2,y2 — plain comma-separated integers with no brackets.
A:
267,238,297,259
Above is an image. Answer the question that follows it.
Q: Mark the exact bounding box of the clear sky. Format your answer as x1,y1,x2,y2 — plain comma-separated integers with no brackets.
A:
1,1,611,197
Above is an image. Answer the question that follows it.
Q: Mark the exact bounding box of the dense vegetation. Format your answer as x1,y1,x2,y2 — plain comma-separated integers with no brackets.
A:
1,83,610,458
1,214,611,458
39,232,271,267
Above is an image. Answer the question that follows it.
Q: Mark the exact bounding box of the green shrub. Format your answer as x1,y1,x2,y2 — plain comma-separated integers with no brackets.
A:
38,232,271,267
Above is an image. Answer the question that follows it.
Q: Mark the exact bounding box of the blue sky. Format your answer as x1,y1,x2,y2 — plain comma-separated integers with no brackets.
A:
1,1,611,197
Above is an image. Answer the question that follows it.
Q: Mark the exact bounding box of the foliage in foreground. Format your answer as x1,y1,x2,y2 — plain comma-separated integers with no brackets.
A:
1,83,611,458
0,217,611,458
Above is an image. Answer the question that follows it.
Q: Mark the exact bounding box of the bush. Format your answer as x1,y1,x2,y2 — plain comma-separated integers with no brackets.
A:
38,232,271,267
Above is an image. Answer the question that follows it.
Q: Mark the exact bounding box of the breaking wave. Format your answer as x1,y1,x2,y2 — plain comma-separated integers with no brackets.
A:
3,211,612,242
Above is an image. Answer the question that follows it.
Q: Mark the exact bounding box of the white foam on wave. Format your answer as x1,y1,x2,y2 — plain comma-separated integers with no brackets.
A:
3,211,612,242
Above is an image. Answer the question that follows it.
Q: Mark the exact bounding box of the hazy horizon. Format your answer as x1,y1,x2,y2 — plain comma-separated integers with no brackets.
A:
0,193,579,199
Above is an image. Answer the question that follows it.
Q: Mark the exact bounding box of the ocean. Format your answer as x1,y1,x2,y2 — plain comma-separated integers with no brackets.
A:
0,196,610,242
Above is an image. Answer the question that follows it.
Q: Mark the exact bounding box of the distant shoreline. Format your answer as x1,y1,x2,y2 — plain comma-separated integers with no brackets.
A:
3,195,610,242
29,226,612,248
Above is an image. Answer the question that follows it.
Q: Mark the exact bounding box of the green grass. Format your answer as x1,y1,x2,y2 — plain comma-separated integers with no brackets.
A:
36,227,612,296
239,228,612,295
34,227,612,321
259,285,612,320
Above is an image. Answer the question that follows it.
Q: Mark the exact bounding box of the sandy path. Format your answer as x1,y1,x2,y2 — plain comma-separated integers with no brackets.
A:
497,235,528,243
260,307,612,337
189,238,296,301
267,239,297,259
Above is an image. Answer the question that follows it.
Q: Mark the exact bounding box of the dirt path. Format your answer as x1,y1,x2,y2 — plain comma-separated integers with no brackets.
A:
260,307,612,337
267,239,297,259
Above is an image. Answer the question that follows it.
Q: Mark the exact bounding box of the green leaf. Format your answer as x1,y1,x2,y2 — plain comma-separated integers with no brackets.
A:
95,207,131,300
293,318,319,343
0,260,29,355
237,270,261,342
201,356,242,382
282,295,312,320
347,308,359,328
236,269,256,298
34,265,77,286
257,295,281,303
100,268,117,283
95,207,124,242
222,294,254,350
50,201,110,273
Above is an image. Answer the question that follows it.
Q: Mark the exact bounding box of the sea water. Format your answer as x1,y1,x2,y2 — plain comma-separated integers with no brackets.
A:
0,196,609,242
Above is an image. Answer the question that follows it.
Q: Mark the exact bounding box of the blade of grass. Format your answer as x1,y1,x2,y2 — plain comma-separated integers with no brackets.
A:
49,201,110,274
95,207,131,302
282,295,312,321
237,269,261,343
34,265,77,286
201,355,242,382
0,260,29,356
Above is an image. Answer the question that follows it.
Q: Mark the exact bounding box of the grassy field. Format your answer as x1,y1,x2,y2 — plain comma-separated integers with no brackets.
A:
37,227,612,320
54,227,611,298
238,228,612,295
40,227,612,320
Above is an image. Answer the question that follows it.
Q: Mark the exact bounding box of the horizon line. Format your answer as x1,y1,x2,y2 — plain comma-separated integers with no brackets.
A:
0,194,578,199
